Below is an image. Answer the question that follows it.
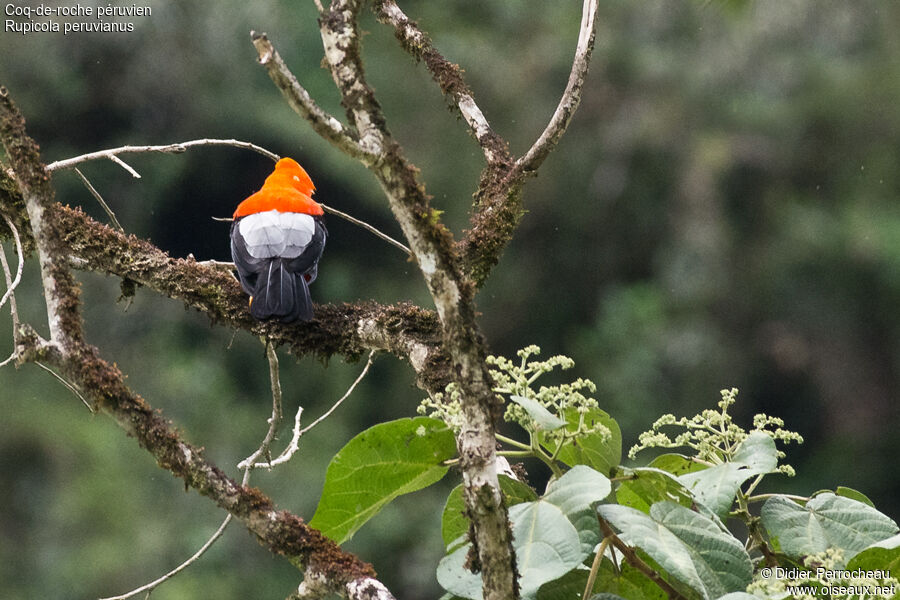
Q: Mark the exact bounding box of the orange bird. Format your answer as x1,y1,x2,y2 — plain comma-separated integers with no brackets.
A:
230,158,327,322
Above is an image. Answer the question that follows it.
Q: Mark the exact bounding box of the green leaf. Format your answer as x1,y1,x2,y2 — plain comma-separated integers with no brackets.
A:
847,533,900,575
598,502,753,599
441,475,538,549
616,467,694,514
678,431,778,516
534,567,653,600
543,465,612,514
649,453,707,477
593,561,667,600
511,501,587,599
439,500,585,600
535,565,591,600
731,431,779,471
544,408,622,476
511,395,567,431
542,465,611,554
437,543,482,600
836,486,876,507
309,417,456,543
760,493,899,561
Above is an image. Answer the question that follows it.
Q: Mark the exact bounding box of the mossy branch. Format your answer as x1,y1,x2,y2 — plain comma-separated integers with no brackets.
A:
1,86,403,600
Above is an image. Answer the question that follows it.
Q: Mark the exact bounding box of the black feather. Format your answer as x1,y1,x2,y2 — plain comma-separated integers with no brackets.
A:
230,216,326,323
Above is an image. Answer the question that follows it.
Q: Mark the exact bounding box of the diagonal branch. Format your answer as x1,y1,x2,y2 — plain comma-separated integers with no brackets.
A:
250,31,375,162
517,0,600,173
372,0,510,166
459,0,601,286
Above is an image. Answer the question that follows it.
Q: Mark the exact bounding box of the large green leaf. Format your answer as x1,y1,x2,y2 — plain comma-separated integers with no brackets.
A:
441,475,538,549
542,408,622,477
512,501,588,598
678,431,778,516
847,533,900,575
542,465,611,554
616,467,694,514
761,493,899,561
438,500,585,600
597,502,753,599
309,417,456,543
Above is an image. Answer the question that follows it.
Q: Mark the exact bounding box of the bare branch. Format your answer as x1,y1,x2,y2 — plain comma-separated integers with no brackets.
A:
250,31,374,162
99,515,233,600
46,138,280,173
517,0,600,173
321,203,410,255
373,0,510,165
299,349,375,437
0,215,23,313
238,339,285,470
73,167,124,231
458,0,601,286
254,349,376,470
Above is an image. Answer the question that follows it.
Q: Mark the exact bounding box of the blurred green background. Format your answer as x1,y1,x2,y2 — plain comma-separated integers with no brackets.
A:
2,1,899,598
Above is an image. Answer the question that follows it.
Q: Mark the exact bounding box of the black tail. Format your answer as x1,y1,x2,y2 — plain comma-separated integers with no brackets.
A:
250,259,313,323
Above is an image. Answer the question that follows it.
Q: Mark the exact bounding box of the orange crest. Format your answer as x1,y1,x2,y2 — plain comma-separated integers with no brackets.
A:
233,157,323,218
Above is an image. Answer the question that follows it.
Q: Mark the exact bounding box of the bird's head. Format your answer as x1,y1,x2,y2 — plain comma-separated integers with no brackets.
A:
233,157,323,218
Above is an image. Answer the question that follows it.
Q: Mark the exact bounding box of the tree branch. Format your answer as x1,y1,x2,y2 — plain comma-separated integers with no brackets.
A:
1,85,396,600
46,138,280,174
458,0,601,286
250,31,374,162
517,0,600,173
299,6,519,598
372,0,510,165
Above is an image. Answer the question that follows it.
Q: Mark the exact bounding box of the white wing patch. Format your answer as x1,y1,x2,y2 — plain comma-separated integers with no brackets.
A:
238,210,316,259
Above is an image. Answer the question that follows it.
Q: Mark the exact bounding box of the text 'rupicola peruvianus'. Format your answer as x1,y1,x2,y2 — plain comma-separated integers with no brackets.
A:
231,158,326,323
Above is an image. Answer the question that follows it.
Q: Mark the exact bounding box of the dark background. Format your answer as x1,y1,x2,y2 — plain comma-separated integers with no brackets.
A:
2,1,898,598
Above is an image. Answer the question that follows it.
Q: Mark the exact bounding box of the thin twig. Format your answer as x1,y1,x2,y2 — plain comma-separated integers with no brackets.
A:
254,349,376,469
298,349,375,436
0,215,24,313
99,514,233,600
597,517,687,600
254,404,304,470
107,154,141,178
238,339,284,470
46,139,280,173
321,204,410,256
196,259,236,269
0,241,20,369
73,167,125,231
517,0,600,173
34,361,93,411
582,536,611,600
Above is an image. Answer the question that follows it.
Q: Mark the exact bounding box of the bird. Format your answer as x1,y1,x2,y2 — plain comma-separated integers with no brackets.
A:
230,157,327,323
